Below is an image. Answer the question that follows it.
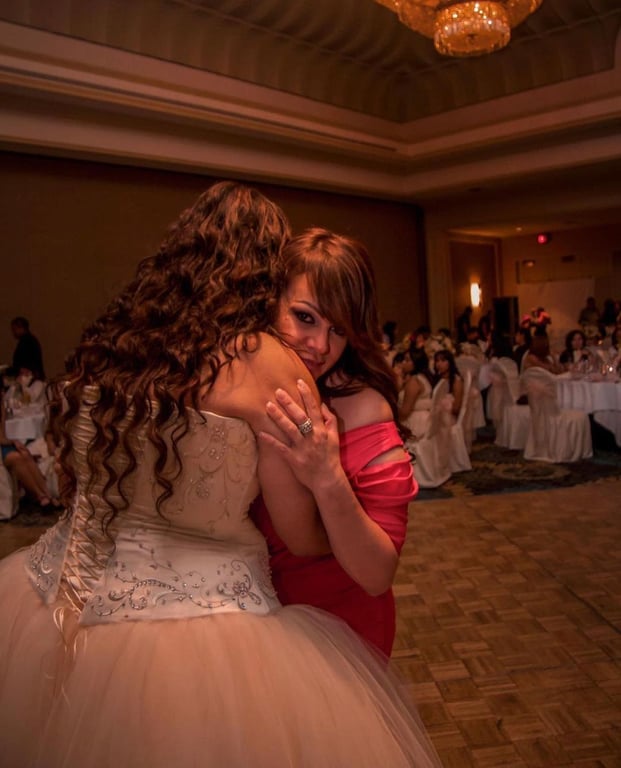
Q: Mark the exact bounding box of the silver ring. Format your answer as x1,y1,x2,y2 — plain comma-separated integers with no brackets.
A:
297,417,313,436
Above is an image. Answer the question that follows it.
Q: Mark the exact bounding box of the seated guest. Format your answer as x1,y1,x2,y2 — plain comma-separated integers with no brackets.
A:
486,331,513,361
381,320,398,351
1,403,56,508
433,349,464,419
578,296,600,330
601,330,621,372
398,351,434,438
578,296,602,344
522,332,563,375
512,327,531,371
459,327,486,361
532,306,552,333
410,324,431,354
424,327,455,361
437,327,455,348
559,330,596,371
392,350,413,392
601,299,618,339
4,367,46,410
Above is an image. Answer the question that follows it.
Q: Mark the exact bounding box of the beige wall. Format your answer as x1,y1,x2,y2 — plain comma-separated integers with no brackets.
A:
449,239,498,333
0,152,426,377
501,224,621,296
500,224,621,349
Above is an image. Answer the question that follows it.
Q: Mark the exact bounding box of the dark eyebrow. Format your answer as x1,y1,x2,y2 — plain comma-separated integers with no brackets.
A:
292,299,324,316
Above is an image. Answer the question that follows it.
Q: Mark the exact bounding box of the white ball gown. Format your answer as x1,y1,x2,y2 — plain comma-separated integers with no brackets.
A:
0,388,442,767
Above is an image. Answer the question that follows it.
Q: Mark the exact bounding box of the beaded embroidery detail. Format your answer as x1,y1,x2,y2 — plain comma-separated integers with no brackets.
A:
26,403,277,622
27,514,71,601
87,540,267,618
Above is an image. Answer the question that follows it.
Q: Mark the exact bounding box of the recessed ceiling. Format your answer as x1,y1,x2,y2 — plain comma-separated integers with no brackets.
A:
0,0,620,238
2,0,619,122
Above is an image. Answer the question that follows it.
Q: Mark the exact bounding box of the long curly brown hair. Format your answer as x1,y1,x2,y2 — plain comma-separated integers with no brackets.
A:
55,181,290,527
277,228,401,429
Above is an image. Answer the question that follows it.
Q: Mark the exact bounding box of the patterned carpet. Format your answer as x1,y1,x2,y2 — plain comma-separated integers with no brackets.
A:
417,426,621,501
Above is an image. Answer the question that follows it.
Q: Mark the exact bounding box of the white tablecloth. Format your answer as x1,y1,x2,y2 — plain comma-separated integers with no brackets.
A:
556,374,621,446
4,406,47,442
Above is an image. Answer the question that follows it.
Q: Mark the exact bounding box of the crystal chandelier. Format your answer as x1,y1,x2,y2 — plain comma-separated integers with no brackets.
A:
374,0,543,57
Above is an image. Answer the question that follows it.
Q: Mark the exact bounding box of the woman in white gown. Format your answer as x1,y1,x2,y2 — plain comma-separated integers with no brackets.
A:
0,182,441,768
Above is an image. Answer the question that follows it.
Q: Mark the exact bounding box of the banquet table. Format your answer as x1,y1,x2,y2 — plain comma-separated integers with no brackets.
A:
556,373,621,447
4,405,47,442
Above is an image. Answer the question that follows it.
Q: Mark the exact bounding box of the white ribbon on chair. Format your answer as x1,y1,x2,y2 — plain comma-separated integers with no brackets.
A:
487,369,508,425
522,367,592,462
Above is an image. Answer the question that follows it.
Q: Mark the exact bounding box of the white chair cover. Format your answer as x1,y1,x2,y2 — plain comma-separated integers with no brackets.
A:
497,357,521,403
455,355,481,386
456,355,486,431
448,371,472,473
0,463,19,521
522,367,593,463
470,387,486,432
489,358,531,450
410,379,452,489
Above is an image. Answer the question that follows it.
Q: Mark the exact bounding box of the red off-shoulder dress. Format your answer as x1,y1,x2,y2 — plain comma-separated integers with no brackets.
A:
251,421,418,656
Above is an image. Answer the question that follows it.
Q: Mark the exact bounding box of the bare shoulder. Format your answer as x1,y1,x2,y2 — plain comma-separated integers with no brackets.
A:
204,333,317,426
331,386,394,432
240,333,315,387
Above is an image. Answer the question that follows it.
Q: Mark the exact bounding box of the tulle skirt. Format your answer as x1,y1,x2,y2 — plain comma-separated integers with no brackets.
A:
0,549,441,768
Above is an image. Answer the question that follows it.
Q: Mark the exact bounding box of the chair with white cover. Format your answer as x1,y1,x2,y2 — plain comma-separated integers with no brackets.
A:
409,379,452,488
0,463,19,521
456,355,486,433
486,357,518,420
470,386,486,435
521,367,593,462
490,358,531,450
448,370,473,473
455,354,481,383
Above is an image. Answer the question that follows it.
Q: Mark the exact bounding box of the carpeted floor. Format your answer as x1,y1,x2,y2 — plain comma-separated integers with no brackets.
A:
416,426,621,501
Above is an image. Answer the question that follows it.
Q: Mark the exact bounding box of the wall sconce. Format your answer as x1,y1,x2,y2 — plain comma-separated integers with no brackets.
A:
470,282,482,308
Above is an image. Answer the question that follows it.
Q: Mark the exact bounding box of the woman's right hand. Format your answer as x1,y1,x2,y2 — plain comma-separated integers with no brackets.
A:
259,379,343,493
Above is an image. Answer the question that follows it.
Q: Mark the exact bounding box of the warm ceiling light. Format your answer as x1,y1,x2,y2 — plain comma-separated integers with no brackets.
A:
374,0,543,57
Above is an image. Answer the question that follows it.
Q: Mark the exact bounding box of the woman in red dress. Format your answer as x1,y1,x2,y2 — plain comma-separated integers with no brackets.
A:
252,228,417,657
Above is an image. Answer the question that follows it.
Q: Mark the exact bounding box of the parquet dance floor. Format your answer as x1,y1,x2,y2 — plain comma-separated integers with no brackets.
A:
394,479,621,767
2,479,620,766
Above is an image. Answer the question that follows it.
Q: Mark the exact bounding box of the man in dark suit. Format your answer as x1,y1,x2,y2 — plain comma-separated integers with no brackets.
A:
9,316,45,379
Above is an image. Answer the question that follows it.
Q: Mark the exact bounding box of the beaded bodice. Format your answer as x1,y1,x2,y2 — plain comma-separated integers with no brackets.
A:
27,387,279,623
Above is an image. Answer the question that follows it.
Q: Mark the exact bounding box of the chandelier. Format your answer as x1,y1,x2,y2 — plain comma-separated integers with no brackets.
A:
373,0,543,57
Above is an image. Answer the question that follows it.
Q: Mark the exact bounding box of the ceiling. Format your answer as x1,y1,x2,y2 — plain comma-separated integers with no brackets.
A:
0,0,620,238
